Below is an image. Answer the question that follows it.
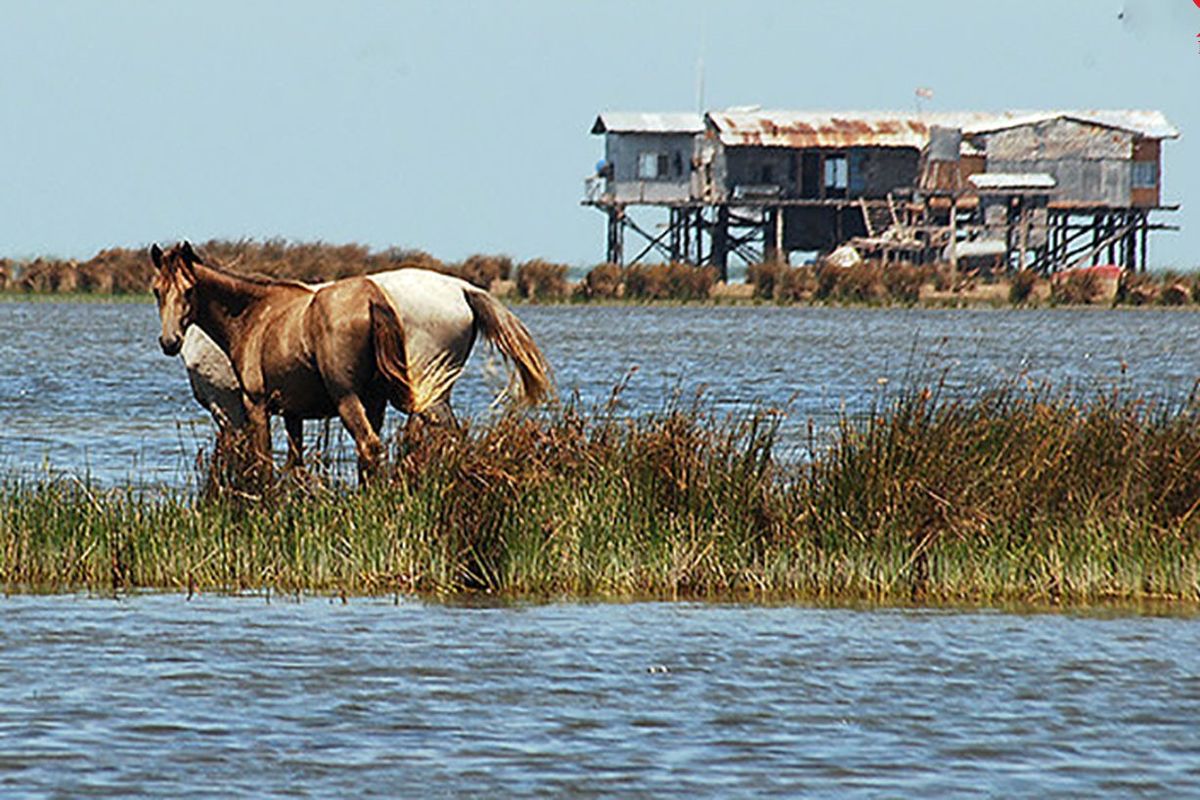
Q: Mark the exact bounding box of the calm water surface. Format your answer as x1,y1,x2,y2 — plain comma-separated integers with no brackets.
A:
2,301,1199,485
3,301,1200,795
1,595,1198,798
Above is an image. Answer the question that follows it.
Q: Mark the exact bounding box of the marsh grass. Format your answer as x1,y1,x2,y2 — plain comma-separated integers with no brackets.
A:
3,383,1200,605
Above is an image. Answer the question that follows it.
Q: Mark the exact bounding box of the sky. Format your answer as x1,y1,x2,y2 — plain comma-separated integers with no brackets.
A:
1,0,1197,267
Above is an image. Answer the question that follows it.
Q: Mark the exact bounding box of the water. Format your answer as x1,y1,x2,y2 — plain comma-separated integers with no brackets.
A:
3,300,1200,486
0,594,1196,797
4,301,1200,795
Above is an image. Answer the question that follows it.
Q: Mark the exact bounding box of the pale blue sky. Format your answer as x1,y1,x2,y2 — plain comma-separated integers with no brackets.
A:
2,0,1197,267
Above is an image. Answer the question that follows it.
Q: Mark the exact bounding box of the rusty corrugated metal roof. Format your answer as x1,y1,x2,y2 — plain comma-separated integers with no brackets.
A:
706,109,1179,148
591,112,704,135
708,111,935,148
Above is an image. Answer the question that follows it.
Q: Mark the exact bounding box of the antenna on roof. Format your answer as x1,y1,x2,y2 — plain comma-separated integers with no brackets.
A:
915,86,934,116
695,8,707,114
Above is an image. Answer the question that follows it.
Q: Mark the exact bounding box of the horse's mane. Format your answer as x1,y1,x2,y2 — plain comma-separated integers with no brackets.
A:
212,264,314,292
171,245,315,291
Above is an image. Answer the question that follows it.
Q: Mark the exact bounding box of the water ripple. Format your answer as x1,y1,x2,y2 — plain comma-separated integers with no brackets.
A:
2,596,1196,797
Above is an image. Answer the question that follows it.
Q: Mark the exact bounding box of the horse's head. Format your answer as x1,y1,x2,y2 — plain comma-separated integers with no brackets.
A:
149,241,202,356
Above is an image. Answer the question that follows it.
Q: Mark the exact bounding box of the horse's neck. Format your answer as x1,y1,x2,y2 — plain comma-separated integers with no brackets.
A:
191,264,274,358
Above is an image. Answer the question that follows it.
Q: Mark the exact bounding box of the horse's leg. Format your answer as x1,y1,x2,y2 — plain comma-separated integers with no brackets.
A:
366,397,387,440
244,398,274,486
335,393,385,485
283,413,305,473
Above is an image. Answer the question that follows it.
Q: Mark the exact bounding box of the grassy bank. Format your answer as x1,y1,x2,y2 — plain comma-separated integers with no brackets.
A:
4,384,1200,605
0,290,150,304
4,238,1200,309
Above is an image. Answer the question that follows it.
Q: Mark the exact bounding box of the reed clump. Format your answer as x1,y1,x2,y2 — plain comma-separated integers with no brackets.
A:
1051,269,1105,305
800,383,1200,603
580,262,624,299
4,382,1200,604
456,254,513,290
746,262,785,299
746,261,934,305
1009,269,1039,303
515,259,570,300
623,262,718,301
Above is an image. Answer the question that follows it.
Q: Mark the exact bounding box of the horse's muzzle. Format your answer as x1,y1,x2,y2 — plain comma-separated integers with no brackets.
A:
159,335,182,356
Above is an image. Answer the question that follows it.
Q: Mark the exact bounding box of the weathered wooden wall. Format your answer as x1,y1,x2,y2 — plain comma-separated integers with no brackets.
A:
850,148,919,198
720,147,918,200
603,132,697,203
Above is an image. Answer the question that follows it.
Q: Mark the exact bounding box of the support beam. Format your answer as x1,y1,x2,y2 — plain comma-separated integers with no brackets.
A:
948,197,958,273
763,207,785,264
712,206,730,281
606,207,624,266
625,216,675,266
1140,214,1149,272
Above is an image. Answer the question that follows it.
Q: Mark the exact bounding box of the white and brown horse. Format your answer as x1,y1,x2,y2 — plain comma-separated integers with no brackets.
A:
151,241,550,482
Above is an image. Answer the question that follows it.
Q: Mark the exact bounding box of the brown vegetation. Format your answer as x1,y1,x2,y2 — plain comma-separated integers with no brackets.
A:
1009,269,1039,304
582,263,624,299
746,261,932,305
623,262,717,301
515,259,570,300
457,254,513,290
746,262,785,300
4,239,1200,310
1051,269,1105,305
0,240,527,296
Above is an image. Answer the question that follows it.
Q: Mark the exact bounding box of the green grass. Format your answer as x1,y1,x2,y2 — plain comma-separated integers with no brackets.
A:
3,384,1200,605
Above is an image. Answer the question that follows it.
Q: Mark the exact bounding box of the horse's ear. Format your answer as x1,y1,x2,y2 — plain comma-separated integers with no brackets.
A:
180,240,199,264
150,243,163,270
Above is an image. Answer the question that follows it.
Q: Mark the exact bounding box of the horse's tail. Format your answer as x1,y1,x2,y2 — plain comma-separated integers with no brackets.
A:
369,291,462,415
462,287,552,405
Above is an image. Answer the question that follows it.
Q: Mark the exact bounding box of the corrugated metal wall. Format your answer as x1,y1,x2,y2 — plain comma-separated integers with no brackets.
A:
987,158,1131,206
984,119,1134,206
986,118,1132,161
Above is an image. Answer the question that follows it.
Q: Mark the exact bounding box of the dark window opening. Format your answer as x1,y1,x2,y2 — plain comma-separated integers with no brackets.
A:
637,152,670,180
824,154,848,198
1132,161,1157,189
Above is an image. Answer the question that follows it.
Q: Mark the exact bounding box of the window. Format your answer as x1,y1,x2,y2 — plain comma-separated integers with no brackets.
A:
637,152,669,180
824,155,848,190
1132,161,1157,189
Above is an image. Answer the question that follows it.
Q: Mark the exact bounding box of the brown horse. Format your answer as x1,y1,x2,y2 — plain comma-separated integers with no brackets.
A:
151,241,548,483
